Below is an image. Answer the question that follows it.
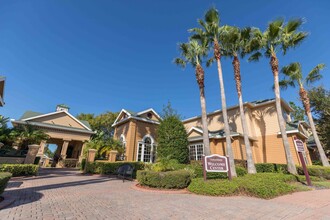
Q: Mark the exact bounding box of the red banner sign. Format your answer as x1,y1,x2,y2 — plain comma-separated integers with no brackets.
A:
294,138,305,152
204,154,228,172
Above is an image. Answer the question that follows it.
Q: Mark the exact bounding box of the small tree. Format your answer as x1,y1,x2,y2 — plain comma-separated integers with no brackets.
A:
156,103,189,164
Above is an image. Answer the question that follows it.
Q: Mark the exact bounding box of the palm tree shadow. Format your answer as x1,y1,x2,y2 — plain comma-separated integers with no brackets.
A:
2,171,118,210
252,106,276,162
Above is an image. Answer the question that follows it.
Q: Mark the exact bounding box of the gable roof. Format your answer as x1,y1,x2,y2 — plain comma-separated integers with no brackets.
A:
16,110,92,131
112,108,162,127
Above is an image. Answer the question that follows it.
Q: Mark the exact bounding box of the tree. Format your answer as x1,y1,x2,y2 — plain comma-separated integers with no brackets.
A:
216,25,257,174
280,62,329,166
174,39,211,156
156,103,189,163
190,8,237,177
10,124,49,149
308,86,330,154
248,18,307,174
77,111,119,139
289,102,305,121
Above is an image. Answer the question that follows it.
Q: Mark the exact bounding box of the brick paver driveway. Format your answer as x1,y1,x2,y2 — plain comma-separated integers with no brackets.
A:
1,168,330,220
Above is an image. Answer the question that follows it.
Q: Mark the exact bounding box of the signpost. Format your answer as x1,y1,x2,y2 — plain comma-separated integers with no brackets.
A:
202,154,231,181
294,137,312,186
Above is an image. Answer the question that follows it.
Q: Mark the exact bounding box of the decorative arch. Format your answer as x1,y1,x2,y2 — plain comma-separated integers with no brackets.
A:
137,134,156,163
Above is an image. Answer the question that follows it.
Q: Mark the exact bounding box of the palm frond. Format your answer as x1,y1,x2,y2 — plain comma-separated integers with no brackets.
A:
306,63,325,85
284,18,303,33
248,52,262,62
267,18,284,41
204,7,219,24
174,58,186,68
277,79,296,90
281,62,302,81
206,57,215,67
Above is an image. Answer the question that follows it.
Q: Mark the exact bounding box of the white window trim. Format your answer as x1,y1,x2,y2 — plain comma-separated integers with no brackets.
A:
136,135,156,163
189,143,204,161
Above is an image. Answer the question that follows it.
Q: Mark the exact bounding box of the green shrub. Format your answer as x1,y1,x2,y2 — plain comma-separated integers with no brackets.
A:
149,159,186,172
137,170,191,189
80,158,86,170
188,178,239,196
255,163,275,173
0,164,39,177
188,173,298,199
85,161,144,178
297,165,330,180
0,172,12,195
186,163,247,179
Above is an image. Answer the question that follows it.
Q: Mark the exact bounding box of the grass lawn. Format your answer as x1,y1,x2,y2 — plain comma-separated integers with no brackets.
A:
188,173,330,199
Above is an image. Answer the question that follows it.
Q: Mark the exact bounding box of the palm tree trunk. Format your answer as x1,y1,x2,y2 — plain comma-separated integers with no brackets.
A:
299,87,329,166
214,39,237,177
271,55,297,174
196,65,211,156
233,56,256,174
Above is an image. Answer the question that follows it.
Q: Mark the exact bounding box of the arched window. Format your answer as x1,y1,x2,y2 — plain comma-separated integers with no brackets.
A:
118,134,126,161
137,135,156,163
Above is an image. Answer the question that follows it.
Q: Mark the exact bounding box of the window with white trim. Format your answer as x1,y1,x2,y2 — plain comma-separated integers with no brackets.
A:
137,136,156,163
189,143,204,161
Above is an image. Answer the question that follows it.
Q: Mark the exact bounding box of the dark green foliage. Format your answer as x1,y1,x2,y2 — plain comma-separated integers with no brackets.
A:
147,159,186,172
34,156,41,165
297,165,330,180
0,172,12,195
156,108,189,163
137,170,191,189
0,164,39,177
186,162,247,179
289,102,305,121
85,161,144,178
188,173,298,199
255,163,275,173
308,86,330,152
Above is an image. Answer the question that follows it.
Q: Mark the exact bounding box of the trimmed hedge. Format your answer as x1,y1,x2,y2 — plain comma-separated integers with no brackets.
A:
85,161,145,178
255,163,288,174
187,163,247,179
0,172,12,195
0,164,39,177
188,173,298,199
297,165,330,180
137,170,191,189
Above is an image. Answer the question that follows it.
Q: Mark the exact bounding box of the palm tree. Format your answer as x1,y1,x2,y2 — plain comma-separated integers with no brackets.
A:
219,26,257,174
10,124,49,149
190,8,236,177
174,39,211,156
249,18,308,174
280,62,329,166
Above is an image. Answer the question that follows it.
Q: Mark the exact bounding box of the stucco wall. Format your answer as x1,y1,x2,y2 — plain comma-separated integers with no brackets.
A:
30,112,85,129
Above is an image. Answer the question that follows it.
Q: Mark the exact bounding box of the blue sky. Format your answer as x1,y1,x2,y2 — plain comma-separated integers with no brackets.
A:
1,0,329,122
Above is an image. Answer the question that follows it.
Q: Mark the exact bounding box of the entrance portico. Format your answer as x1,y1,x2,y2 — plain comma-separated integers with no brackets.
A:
12,104,95,167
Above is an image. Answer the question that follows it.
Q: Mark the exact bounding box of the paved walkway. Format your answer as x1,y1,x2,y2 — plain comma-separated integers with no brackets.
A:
0,168,330,220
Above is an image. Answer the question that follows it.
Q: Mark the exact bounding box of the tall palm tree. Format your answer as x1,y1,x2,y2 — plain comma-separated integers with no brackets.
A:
219,26,257,174
249,19,308,174
280,62,329,166
174,39,211,156
190,8,236,177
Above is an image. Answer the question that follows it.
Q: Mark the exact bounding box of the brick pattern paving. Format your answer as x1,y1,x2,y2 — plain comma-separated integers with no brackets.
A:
0,168,330,220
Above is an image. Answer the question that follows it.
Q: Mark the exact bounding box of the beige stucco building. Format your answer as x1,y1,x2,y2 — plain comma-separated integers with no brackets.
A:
183,99,312,165
112,109,161,162
113,99,312,165
11,105,95,167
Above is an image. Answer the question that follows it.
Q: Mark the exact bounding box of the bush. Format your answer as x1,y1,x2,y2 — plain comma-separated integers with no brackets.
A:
148,159,186,172
186,163,247,179
188,173,298,199
137,170,191,189
0,172,12,195
85,161,144,178
297,165,330,180
188,178,239,196
255,163,275,173
0,164,39,177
